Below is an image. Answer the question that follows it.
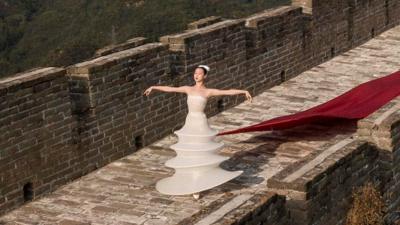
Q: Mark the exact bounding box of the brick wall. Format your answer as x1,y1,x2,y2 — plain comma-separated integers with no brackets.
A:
1,0,400,216
218,193,289,225
67,43,174,174
357,97,400,213
245,6,304,86
268,141,380,225
350,0,388,44
0,68,78,214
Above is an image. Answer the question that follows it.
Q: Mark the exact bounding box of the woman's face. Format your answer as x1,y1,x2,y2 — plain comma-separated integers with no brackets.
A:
193,68,206,82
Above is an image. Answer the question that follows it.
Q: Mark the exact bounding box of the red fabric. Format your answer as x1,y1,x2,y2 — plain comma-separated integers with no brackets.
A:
218,70,400,136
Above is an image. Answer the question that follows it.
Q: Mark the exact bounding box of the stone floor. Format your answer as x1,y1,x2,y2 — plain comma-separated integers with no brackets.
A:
2,26,400,225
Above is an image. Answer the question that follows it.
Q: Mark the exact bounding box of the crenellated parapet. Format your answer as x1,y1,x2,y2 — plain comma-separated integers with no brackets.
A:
1,0,400,217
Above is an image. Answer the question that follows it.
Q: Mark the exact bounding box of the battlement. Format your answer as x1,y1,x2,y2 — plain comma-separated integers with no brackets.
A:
187,16,223,30
94,37,147,57
292,0,312,14
1,0,400,222
161,19,245,52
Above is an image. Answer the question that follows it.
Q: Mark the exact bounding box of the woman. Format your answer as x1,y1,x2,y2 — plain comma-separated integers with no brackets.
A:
143,65,252,199
143,65,252,102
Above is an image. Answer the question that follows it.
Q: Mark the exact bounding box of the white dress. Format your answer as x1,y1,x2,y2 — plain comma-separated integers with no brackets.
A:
156,94,243,195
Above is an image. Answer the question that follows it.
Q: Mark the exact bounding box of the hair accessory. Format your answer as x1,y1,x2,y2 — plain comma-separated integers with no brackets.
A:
198,65,210,73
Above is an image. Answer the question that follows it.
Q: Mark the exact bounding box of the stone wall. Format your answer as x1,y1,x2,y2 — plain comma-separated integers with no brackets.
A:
261,97,400,225
357,97,400,214
1,0,400,217
268,140,380,225
67,43,175,174
0,68,78,214
245,6,304,87
215,193,290,225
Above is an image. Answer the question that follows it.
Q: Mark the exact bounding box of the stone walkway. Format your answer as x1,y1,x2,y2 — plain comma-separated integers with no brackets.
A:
1,26,400,225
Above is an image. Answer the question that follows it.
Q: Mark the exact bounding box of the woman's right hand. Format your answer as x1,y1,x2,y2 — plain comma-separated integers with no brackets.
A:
144,86,153,96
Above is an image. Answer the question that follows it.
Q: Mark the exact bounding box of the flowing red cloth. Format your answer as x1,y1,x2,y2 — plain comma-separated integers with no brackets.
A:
218,70,400,136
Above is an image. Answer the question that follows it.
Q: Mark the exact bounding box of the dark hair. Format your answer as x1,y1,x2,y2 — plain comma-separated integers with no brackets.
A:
196,67,208,75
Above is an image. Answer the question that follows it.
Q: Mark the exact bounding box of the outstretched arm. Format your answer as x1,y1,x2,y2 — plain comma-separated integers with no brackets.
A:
208,89,252,102
144,85,188,96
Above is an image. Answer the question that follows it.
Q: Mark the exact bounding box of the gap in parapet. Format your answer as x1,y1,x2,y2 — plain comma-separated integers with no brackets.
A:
1,0,400,218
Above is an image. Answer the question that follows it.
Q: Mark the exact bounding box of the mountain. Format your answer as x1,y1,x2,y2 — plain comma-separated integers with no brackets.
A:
0,0,289,78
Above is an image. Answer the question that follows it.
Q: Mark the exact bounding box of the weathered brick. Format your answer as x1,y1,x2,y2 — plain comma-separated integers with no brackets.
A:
2,1,400,224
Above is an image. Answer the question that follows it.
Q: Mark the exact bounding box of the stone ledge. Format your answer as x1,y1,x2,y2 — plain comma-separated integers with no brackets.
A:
291,0,312,15
0,67,66,94
355,96,400,214
160,19,245,51
94,37,147,57
357,97,400,151
267,139,377,197
67,43,167,74
187,16,223,30
211,192,288,225
245,5,302,28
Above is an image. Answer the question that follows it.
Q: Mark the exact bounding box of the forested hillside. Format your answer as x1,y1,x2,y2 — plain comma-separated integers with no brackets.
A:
0,0,289,78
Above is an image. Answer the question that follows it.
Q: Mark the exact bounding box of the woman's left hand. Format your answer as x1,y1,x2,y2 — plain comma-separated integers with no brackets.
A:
245,91,252,103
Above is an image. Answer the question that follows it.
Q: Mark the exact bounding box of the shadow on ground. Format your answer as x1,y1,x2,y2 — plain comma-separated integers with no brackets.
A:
218,119,358,192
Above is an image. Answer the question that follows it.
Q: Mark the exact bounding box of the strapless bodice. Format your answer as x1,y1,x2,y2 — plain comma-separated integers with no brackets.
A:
174,94,215,135
187,95,207,113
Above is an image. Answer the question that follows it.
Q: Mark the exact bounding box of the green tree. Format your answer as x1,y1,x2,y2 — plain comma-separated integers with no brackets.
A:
0,0,289,78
